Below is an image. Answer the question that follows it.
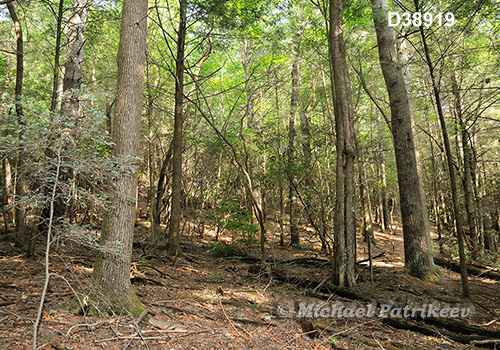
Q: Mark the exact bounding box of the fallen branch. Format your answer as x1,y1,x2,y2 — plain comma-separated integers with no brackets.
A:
313,320,405,350
383,317,500,348
434,257,500,280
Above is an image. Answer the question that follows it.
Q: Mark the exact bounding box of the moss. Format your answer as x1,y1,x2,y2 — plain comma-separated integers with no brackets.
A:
66,289,145,318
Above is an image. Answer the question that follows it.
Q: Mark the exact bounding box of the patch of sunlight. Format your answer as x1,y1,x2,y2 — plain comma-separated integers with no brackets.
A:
374,230,404,242
74,266,93,273
0,255,25,263
373,261,404,268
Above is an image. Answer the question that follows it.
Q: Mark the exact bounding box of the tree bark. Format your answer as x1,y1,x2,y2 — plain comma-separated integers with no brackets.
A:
328,0,357,288
288,27,300,247
83,0,148,316
415,0,469,296
370,0,437,280
61,0,89,120
451,73,480,257
49,0,90,223
7,2,27,246
166,0,187,256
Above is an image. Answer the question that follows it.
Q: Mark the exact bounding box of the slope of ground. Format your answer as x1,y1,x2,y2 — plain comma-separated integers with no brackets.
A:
0,222,499,349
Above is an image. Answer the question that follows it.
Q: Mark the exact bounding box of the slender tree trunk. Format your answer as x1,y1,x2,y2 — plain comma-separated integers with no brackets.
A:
451,73,479,257
2,159,12,233
288,29,300,247
7,2,27,246
360,168,375,243
49,0,65,113
416,2,469,296
370,0,436,279
329,0,357,288
166,0,187,256
80,0,148,315
429,130,444,254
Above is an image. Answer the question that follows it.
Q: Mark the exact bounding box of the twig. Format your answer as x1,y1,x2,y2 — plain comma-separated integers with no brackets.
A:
218,297,249,337
65,319,116,336
94,335,172,343
33,146,62,350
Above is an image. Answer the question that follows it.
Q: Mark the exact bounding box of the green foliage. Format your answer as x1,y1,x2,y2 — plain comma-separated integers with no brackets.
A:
215,201,258,242
209,242,240,257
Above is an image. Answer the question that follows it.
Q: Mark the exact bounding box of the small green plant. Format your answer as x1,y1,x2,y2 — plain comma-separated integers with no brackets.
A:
215,201,258,242
209,242,239,257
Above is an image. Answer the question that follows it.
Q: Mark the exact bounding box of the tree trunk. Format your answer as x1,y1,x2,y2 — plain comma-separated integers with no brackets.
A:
451,73,479,257
51,0,90,222
166,0,187,256
81,0,148,316
2,158,12,234
288,28,300,247
61,0,89,119
429,129,444,254
360,168,375,243
7,2,27,247
370,0,437,280
49,0,65,113
416,2,469,296
329,0,357,288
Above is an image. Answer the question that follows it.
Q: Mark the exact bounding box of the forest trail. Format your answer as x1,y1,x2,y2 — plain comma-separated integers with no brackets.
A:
1,222,499,349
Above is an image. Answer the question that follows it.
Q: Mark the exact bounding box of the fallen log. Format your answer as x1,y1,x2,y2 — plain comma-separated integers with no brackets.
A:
423,317,500,339
434,257,500,280
260,266,500,348
383,317,500,348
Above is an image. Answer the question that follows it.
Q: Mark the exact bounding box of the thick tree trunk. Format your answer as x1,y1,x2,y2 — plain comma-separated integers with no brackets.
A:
370,0,437,280
166,0,187,256
7,2,27,246
82,0,148,316
329,0,357,288
288,30,300,247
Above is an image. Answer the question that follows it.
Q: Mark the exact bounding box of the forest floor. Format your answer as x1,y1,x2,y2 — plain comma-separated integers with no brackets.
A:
0,220,499,350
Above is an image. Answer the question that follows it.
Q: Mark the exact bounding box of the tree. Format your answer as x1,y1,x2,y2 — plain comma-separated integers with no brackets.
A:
71,0,149,315
7,1,27,247
288,21,301,247
414,0,469,295
166,0,187,256
328,0,357,288
370,0,437,280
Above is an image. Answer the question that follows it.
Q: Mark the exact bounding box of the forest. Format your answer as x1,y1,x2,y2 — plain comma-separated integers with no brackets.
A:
0,0,499,348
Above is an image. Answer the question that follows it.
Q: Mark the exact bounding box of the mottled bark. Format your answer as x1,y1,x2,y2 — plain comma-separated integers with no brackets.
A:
60,0,89,120
85,0,148,315
370,0,437,280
